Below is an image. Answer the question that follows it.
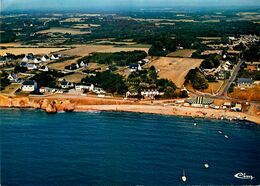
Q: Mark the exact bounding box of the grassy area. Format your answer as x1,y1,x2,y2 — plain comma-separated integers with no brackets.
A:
199,81,223,94
146,57,203,88
228,85,260,101
1,84,21,94
63,73,86,83
37,27,91,35
48,57,80,70
167,49,195,58
115,44,152,48
0,47,69,55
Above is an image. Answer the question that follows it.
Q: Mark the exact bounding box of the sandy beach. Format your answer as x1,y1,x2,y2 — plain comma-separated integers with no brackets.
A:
75,104,260,124
0,94,259,124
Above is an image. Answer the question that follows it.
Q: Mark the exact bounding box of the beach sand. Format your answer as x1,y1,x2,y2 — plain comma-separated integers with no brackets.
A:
75,104,260,124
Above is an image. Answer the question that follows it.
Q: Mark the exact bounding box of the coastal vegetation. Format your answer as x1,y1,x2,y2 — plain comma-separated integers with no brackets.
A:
185,68,208,89
79,51,147,66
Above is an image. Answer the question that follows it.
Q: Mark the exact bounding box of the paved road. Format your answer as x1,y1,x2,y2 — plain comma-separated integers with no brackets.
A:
219,60,244,96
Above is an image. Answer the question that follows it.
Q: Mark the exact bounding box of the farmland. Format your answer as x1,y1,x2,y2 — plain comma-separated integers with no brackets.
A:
228,86,260,101
146,57,203,88
0,47,69,55
57,45,150,57
62,73,86,83
37,27,91,35
167,49,195,58
47,57,80,70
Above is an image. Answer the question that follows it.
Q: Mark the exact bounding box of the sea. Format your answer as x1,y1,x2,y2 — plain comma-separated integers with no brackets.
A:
1,109,260,185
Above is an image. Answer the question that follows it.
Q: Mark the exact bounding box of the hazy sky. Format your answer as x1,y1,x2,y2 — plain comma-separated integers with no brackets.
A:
1,0,260,11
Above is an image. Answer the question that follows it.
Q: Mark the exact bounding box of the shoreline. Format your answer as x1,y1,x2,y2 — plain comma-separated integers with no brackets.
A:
74,104,260,125
0,94,259,125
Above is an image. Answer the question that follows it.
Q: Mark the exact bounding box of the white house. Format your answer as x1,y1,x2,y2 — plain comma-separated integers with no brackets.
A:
39,65,49,72
22,80,37,92
39,87,56,93
78,61,88,68
27,63,37,70
33,57,42,64
75,84,94,91
237,78,253,88
51,54,60,60
141,89,163,98
231,103,242,112
8,73,18,83
41,55,50,62
22,54,34,62
93,87,106,94
60,80,74,89
129,64,142,72
126,91,139,98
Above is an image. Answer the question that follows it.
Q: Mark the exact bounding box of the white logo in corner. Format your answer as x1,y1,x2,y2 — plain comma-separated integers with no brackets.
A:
234,172,254,180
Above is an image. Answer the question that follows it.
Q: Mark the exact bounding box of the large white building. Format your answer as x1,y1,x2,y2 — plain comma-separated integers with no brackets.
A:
22,80,37,92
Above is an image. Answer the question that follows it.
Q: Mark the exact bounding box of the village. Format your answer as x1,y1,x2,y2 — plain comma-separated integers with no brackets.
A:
0,33,259,120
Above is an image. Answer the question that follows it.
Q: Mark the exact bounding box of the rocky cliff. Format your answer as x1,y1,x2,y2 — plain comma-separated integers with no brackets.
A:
0,95,75,113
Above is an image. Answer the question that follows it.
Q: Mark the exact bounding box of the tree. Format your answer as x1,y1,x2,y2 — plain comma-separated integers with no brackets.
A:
179,90,189,98
185,68,208,89
82,71,127,94
164,87,177,98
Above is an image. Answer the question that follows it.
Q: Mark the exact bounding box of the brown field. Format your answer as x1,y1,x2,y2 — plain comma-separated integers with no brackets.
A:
228,85,260,101
87,63,108,71
72,24,100,29
0,47,68,55
167,49,195,58
199,81,224,94
48,57,80,70
0,42,23,47
202,20,220,23
201,50,222,55
97,47,149,53
60,18,84,22
197,37,221,40
57,45,149,57
0,84,21,95
146,57,203,88
246,65,257,71
56,45,114,56
37,27,91,35
63,73,86,83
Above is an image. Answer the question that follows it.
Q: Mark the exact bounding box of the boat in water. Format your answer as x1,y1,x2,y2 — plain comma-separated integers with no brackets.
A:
182,170,187,182
224,135,229,139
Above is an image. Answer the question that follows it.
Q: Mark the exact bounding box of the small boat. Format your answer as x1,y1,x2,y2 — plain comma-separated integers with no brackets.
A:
218,131,222,134
182,170,187,182
224,135,229,139
204,163,209,169
194,123,197,126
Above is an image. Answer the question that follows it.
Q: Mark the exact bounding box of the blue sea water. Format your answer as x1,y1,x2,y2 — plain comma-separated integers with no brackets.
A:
0,109,260,185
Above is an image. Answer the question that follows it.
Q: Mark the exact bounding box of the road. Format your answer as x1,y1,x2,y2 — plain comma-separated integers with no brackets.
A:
218,60,244,96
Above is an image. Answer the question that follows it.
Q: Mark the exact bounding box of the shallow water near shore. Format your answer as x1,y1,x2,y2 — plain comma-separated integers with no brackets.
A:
1,109,260,185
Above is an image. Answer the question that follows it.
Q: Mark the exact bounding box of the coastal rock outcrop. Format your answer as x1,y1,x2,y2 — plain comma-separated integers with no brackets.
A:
45,103,57,113
41,99,50,110
0,95,11,107
31,100,41,109
11,97,30,108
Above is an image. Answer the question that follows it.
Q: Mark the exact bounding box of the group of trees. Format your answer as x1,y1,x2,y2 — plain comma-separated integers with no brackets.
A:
243,42,260,62
84,51,147,66
82,71,127,95
0,71,11,91
185,68,208,89
200,54,221,69
30,72,59,88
